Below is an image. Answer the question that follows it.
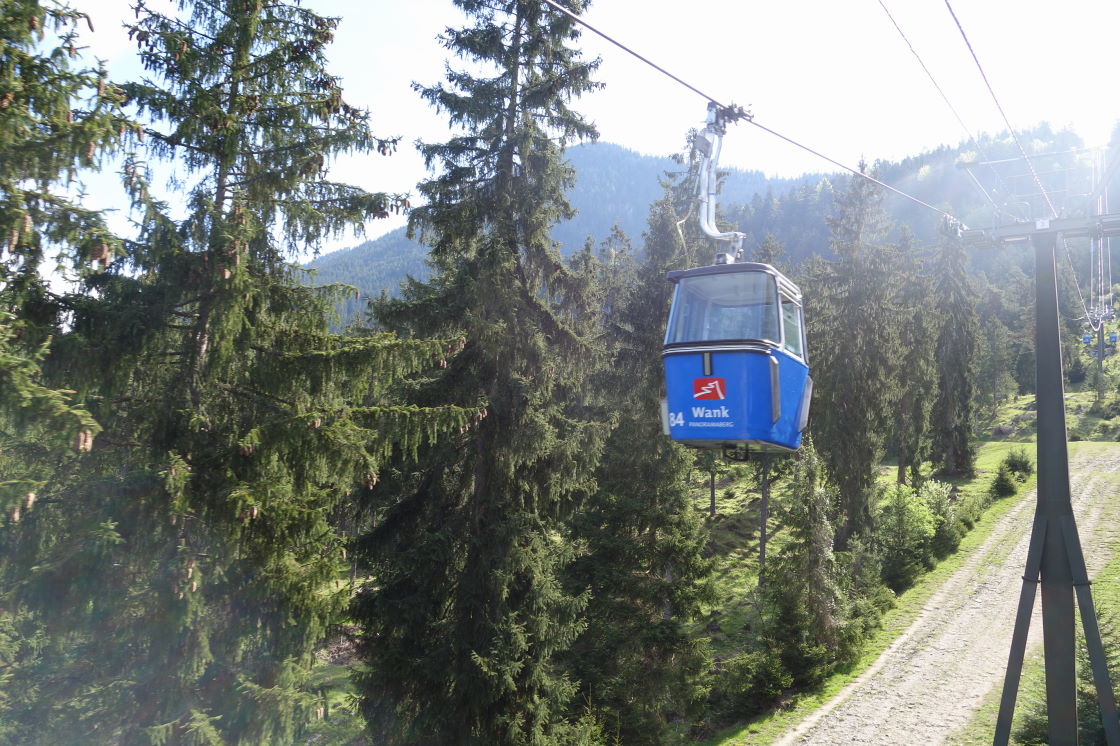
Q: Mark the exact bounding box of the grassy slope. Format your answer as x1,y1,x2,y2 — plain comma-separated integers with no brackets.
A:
944,440,1120,745
694,390,1120,745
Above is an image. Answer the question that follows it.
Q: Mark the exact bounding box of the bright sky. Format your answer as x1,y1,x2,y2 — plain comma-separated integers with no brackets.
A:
76,0,1120,250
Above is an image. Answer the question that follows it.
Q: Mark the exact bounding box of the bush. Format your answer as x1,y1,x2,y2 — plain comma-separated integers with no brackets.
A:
1003,448,1034,479
990,462,1018,498
922,480,963,558
1068,355,1087,384
878,484,937,592
956,488,993,531
708,650,792,721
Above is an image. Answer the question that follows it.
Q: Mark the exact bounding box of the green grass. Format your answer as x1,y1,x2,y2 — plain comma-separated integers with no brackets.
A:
695,437,1037,746
945,452,1120,744
691,394,1120,745
303,644,367,743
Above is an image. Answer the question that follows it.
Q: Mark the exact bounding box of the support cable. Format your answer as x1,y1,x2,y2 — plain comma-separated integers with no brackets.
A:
876,0,1007,213
1099,149,1114,317
940,0,1095,322
1062,236,1098,330
539,0,728,110
942,0,1058,219
540,0,965,228
743,119,956,219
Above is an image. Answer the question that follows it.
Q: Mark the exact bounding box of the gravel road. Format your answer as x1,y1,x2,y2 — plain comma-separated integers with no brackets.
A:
773,446,1120,746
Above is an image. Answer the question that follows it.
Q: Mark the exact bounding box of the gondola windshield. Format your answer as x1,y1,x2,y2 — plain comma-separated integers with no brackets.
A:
665,271,779,345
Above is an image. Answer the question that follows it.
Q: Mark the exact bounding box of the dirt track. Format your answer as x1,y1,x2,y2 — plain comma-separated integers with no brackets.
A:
773,446,1120,746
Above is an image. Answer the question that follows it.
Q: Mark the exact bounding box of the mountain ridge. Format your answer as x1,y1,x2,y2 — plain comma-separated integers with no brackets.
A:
305,141,825,324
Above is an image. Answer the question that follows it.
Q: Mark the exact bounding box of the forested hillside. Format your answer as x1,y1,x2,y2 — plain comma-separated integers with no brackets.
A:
2,1,1119,745
309,125,1090,334
306,142,820,325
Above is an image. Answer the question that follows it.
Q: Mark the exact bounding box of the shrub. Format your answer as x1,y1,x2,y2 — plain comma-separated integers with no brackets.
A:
877,484,937,592
990,462,1018,498
1004,448,1035,479
708,650,792,721
956,489,992,529
921,480,963,558
1068,355,1087,384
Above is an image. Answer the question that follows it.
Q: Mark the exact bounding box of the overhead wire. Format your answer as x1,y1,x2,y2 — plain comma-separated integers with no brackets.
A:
1107,179,1115,318
875,0,1005,213
1061,236,1098,330
942,0,1059,219
939,0,1106,331
538,0,728,110
1058,159,1101,329
539,0,965,227
1095,150,1114,319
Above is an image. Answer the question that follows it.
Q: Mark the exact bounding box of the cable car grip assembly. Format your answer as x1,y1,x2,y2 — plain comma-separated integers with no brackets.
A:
695,102,751,264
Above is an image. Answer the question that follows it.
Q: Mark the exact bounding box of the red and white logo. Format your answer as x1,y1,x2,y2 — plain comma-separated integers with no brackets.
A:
693,377,726,400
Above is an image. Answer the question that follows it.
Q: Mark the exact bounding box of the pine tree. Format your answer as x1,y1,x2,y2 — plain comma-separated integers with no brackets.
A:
931,233,978,476
351,2,608,743
807,163,901,549
751,232,787,271
892,232,938,486
1,2,465,742
0,7,120,738
763,440,845,687
563,195,713,743
0,0,118,524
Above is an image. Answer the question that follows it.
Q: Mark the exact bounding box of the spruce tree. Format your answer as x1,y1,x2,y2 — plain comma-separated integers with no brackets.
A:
748,234,791,580
931,233,977,476
763,440,845,687
0,7,119,737
751,232,787,271
974,315,1017,417
892,234,938,486
807,163,901,549
564,195,713,743
1,2,466,742
351,2,607,743
0,0,118,522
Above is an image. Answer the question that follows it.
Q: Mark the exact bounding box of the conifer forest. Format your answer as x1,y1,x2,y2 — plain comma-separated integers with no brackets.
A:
4,1,1120,745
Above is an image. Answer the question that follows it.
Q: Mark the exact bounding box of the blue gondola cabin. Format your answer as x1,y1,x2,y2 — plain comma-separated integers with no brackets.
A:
661,261,812,453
